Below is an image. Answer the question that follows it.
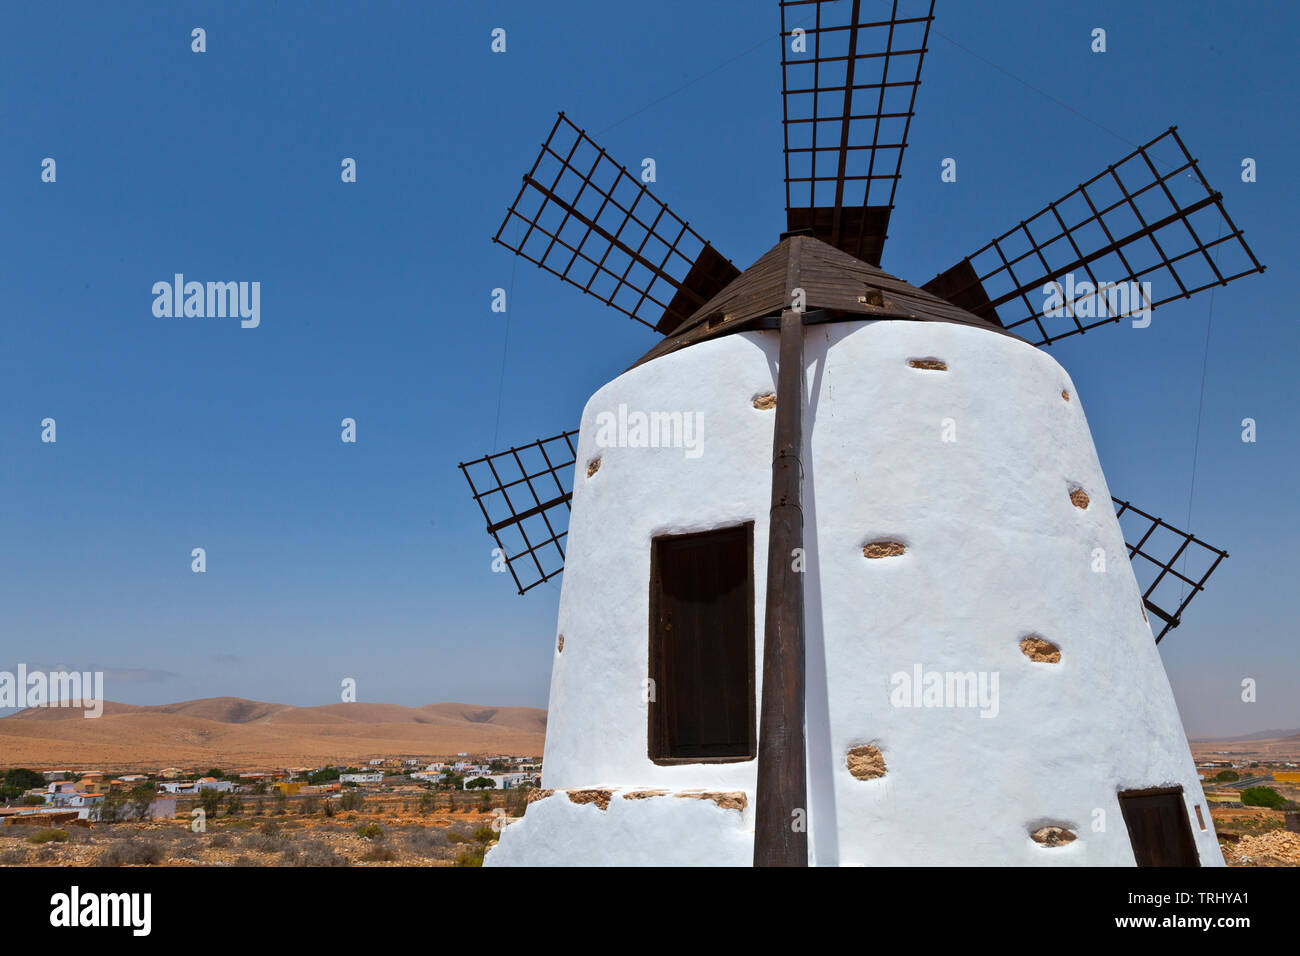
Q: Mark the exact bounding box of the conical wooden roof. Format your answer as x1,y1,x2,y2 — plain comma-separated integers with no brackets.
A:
633,235,1020,369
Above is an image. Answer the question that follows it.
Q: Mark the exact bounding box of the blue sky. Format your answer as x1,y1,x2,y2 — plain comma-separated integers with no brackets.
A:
1,0,1295,737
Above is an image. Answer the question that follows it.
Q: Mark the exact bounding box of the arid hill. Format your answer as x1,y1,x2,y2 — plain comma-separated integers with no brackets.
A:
0,697,546,770
1188,731,1300,762
1189,728,1300,744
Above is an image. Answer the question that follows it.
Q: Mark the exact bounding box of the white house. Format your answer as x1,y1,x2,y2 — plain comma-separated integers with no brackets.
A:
50,791,103,809
339,773,384,785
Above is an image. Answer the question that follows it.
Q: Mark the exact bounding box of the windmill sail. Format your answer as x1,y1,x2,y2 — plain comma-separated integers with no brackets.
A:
1113,497,1228,643
459,430,578,595
494,113,740,336
923,128,1265,346
781,0,935,265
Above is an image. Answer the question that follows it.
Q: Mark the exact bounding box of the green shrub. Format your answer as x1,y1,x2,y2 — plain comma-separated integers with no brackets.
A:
0,768,45,800
3,769,44,792
355,822,384,840
1240,786,1287,810
453,845,486,867
1214,770,1240,783
26,828,68,844
198,788,225,817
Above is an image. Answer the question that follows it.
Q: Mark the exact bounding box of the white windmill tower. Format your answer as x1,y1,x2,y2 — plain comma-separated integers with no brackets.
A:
460,1,1262,867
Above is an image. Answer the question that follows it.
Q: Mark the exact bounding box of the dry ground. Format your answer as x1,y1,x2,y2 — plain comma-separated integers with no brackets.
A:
0,807,504,868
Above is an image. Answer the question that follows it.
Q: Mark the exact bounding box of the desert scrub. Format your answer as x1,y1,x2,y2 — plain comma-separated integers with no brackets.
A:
0,847,29,864
406,829,448,854
279,840,347,867
243,820,289,853
444,827,477,845
169,836,201,859
453,845,486,867
26,828,69,845
355,822,384,840
359,842,398,862
243,832,288,853
100,839,166,866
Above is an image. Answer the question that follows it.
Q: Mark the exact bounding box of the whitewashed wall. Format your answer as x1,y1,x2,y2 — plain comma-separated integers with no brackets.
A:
490,318,1218,867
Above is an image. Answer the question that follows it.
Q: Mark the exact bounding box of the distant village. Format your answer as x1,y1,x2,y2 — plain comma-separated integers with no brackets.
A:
0,754,542,827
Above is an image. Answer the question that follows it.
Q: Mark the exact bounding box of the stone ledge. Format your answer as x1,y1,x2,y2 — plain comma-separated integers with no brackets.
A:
527,787,748,812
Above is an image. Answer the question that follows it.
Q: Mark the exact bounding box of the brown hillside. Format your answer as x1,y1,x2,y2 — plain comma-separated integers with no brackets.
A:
0,697,546,769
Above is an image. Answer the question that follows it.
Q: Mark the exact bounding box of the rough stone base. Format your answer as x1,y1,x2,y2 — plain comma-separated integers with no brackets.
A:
484,787,753,867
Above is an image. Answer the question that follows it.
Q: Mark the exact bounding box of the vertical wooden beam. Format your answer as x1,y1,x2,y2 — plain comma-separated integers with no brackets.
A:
753,291,808,865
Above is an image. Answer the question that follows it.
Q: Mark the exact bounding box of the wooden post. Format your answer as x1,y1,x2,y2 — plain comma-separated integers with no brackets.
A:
753,305,808,866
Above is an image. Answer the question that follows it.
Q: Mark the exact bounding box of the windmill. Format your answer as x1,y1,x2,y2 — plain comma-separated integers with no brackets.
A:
459,0,1263,867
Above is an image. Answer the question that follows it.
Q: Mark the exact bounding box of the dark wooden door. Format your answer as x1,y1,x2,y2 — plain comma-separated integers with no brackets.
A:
1118,788,1200,867
648,524,754,762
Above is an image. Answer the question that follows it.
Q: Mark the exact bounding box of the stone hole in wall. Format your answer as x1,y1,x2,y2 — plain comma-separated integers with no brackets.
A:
907,358,948,371
1019,635,1061,663
567,789,613,811
753,392,777,410
556,634,564,653
1030,826,1077,847
587,457,601,478
863,541,906,559
847,745,887,780
1069,485,1091,509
